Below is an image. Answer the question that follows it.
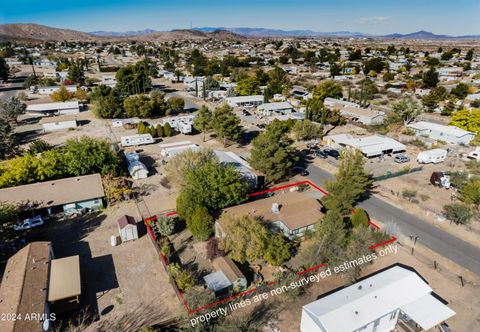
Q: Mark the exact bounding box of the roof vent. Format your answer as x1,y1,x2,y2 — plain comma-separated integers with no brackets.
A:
358,285,362,290
272,203,280,214
355,311,359,315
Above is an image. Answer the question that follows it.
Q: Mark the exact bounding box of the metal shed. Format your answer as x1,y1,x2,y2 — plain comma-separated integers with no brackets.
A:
117,215,138,242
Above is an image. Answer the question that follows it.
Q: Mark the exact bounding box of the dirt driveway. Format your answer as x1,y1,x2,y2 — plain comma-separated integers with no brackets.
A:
25,201,181,330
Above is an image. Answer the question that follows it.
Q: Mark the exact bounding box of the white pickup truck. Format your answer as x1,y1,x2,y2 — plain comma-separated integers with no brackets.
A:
14,215,44,231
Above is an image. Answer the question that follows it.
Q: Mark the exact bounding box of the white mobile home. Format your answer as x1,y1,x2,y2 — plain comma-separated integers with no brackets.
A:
226,95,264,108
40,115,78,132
301,266,455,332
417,149,447,164
35,85,77,96
101,75,117,87
120,134,154,147
159,141,199,158
324,98,360,110
26,101,80,116
407,121,475,145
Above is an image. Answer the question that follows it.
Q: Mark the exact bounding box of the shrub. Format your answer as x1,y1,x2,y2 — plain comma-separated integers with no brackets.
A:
156,215,175,236
264,233,292,266
350,208,369,227
164,122,172,137
156,124,164,138
186,205,213,241
168,263,195,291
443,203,472,225
402,189,417,201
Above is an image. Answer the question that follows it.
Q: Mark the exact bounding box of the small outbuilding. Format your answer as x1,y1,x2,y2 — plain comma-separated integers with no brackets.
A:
117,215,138,242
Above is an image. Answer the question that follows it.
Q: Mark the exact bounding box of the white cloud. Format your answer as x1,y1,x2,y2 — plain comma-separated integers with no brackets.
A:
358,16,391,25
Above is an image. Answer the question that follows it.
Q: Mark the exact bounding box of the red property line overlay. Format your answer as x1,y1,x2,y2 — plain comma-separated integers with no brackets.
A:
144,180,397,315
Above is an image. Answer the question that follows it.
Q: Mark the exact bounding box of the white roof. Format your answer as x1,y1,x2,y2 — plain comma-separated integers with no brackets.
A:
407,121,473,138
226,95,264,103
302,266,455,332
204,271,232,292
258,101,293,112
401,294,455,330
158,141,193,149
327,134,405,157
26,101,79,112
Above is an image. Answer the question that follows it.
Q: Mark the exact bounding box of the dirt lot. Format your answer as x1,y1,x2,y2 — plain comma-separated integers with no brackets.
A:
25,201,181,330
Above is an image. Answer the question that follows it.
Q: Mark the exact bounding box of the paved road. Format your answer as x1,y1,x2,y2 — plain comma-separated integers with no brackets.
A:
306,164,480,276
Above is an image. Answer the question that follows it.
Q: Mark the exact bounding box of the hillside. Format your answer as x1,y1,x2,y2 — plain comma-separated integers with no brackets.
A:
0,23,99,42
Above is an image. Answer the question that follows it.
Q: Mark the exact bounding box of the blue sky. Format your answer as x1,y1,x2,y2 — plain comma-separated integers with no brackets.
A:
1,0,479,35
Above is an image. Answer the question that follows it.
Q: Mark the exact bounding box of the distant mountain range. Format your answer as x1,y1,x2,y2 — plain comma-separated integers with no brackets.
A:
90,27,480,39
1,23,479,42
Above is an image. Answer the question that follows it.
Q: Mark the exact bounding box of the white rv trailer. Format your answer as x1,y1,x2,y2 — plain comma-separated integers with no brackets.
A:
417,149,447,164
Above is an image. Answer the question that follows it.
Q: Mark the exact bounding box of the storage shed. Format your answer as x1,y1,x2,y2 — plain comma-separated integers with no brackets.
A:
117,215,138,242
48,255,81,313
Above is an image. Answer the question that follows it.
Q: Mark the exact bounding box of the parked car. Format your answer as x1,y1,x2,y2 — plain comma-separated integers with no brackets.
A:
323,148,340,159
292,166,309,176
394,154,410,163
14,215,44,231
315,149,328,158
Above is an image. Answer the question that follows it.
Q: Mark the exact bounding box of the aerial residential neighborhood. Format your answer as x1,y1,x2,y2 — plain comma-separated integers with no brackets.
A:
0,1,479,331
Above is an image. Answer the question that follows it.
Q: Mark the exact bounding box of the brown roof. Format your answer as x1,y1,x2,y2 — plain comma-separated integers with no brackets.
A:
0,174,105,209
48,256,81,302
0,242,51,332
222,191,323,231
340,106,385,118
212,256,245,283
117,215,136,229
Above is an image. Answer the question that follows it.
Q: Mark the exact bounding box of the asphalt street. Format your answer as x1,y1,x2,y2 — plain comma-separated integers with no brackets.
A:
306,164,480,276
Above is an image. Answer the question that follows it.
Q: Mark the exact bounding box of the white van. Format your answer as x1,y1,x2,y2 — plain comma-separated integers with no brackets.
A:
417,149,447,164
14,215,44,231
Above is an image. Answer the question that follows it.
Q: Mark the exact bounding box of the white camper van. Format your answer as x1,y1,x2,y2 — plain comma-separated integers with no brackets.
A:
417,149,447,164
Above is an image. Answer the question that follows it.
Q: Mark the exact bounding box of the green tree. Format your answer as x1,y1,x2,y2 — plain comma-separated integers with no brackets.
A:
363,58,385,75
124,94,153,118
310,210,347,266
350,207,369,227
459,178,480,209
116,61,152,97
323,150,373,215
305,99,346,138
451,83,470,99
193,105,212,142
0,118,16,160
249,120,297,183
236,76,261,96
67,61,85,84
211,104,242,147
28,140,52,154
0,96,26,125
168,263,195,291
422,68,439,88
267,66,290,95
156,124,164,138
0,57,9,81
465,49,474,61
163,122,172,137
443,203,472,225
393,98,423,126
292,119,323,141
186,205,214,240
264,233,292,266
312,81,343,101
166,96,185,115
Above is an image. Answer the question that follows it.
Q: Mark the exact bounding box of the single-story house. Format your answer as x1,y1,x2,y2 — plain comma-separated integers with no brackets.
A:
301,265,455,332
219,191,324,239
325,134,406,158
407,121,475,145
340,107,386,126
226,95,264,108
257,101,294,117
26,101,80,116
40,114,78,132
159,141,200,158
34,85,77,96
48,255,81,314
324,98,360,110
117,215,139,242
125,152,148,179
0,174,105,216
0,242,54,332
214,150,262,189
120,134,154,147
